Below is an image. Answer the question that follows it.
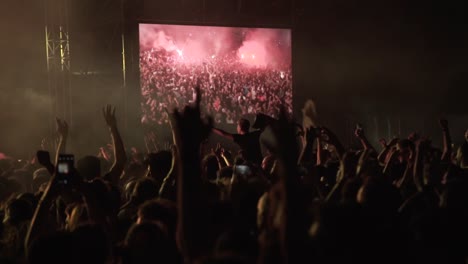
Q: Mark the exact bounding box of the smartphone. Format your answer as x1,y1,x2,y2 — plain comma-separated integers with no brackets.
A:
57,154,74,184
234,165,251,176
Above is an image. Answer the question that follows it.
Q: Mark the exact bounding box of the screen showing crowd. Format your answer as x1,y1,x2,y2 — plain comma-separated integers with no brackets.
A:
139,24,292,125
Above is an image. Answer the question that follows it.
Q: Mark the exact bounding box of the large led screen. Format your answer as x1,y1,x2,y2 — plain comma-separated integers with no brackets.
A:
139,24,292,125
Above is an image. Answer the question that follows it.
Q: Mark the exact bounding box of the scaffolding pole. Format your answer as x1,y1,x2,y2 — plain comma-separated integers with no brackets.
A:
44,0,72,137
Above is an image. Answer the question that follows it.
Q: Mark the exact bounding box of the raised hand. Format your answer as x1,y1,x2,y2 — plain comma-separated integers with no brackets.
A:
172,86,213,260
40,138,49,150
439,119,449,130
378,138,387,148
320,126,345,158
102,104,117,128
353,125,376,152
101,104,127,186
172,86,213,149
354,127,364,138
212,142,223,156
387,137,399,147
54,119,69,164
437,119,452,162
56,118,68,138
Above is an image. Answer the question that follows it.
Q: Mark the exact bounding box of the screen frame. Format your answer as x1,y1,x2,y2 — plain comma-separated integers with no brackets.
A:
122,19,295,149
137,21,293,119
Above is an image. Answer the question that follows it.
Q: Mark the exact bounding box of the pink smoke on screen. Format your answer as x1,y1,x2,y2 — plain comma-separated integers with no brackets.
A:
139,24,291,68
237,28,290,67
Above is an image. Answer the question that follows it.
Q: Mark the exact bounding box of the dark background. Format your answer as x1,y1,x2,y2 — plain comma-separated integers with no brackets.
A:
0,0,467,158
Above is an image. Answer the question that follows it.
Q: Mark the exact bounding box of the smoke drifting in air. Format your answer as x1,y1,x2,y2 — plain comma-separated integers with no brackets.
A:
139,24,291,68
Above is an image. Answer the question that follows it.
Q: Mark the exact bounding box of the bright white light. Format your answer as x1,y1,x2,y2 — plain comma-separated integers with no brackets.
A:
252,54,255,59
211,55,215,59
176,49,183,57
241,54,244,59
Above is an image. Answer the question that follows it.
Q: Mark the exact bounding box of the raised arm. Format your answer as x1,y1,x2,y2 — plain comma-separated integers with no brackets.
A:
413,140,430,192
298,127,317,165
103,105,127,186
25,168,60,250
439,119,452,162
320,126,345,160
54,118,68,164
382,147,399,175
213,143,231,167
159,110,179,200
212,127,234,141
378,138,399,165
266,108,306,264
173,87,212,261
354,126,375,152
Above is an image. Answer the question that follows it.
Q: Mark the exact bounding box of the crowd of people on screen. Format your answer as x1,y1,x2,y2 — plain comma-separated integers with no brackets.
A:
140,48,293,125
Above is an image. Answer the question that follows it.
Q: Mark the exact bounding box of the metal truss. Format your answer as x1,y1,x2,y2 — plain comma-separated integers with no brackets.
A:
44,0,72,133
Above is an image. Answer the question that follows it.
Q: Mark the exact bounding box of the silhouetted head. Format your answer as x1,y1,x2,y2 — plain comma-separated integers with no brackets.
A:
440,179,468,211
132,178,159,205
203,154,220,181
252,113,275,131
397,139,414,163
4,198,33,225
72,224,109,264
357,177,400,212
124,162,147,180
147,151,172,181
17,192,37,207
0,159,13,176
77,156,101,181
137,198,177,237
28,231,74,264
214,229,258,260
124,222,178,264
13,169,31,193
0,178,21,203
237,119,250,134
465,129,468,142
87,179,120,217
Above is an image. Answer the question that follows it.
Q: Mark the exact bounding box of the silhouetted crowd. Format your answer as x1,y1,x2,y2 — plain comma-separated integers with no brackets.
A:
0,92,468,264
140,48,293,125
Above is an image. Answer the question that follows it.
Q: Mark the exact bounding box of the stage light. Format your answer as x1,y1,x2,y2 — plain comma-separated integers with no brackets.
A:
241,54,244,59
176,49,183,57
252,54,255,59
211,55,215,59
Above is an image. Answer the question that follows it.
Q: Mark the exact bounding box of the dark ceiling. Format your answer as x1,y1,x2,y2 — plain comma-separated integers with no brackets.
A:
0,0,467,156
